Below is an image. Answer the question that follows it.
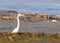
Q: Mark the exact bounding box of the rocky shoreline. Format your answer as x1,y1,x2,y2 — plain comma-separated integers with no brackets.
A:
0,10,60,22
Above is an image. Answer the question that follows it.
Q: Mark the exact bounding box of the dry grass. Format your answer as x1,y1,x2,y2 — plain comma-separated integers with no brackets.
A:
0,32,60,43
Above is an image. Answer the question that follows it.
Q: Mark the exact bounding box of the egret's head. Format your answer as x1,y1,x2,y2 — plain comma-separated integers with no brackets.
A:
18,14,26,17
18,14,22,16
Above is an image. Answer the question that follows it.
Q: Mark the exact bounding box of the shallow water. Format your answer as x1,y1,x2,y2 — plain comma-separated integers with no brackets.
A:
0,20,60,34
0,0,60,34
0,0,60,16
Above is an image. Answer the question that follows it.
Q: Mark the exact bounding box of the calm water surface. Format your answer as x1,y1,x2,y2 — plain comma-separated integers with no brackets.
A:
0,0,60,34
0,20,60,34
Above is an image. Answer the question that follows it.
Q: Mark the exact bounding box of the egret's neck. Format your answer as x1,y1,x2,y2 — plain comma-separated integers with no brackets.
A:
16,15,20,29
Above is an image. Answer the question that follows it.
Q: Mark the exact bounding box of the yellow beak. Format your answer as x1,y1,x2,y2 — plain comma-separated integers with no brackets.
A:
19,14,26,17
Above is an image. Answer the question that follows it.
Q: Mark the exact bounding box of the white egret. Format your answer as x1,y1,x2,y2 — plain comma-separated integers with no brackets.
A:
11,14,24,33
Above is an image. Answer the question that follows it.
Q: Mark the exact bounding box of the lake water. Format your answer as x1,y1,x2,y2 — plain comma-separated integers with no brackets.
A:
0,0,60,16
0,19,60,34
0,0,60,34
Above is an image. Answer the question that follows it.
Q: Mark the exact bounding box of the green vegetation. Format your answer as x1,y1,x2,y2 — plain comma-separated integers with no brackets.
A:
0,32,60,43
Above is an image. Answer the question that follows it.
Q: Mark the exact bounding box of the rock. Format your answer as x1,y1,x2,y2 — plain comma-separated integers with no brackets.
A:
35,14,44,19
0,16,14,20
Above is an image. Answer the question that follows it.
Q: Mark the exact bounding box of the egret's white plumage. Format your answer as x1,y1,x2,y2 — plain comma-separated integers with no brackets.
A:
51,20,57,22
11,14,22,33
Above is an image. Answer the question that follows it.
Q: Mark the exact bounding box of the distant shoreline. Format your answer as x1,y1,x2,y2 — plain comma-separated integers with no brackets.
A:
0,10,59,22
